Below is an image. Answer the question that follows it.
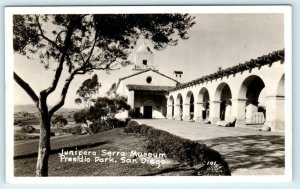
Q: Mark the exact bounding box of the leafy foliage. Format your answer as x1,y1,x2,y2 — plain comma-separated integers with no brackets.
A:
73,109,90,123
51,115,68,135
76,74,101,108
124,120,231,176
13,13,195,176
20,125,36,134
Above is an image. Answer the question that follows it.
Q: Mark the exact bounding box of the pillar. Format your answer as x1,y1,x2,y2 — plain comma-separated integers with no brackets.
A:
265,96,285,131
209,101,221,124
231,99,247,126
166,105,173,119
183,103,190,121
195,102,204,122
174,104,182,120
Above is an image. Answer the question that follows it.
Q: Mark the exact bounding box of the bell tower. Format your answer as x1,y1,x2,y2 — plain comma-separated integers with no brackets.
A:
132,43,157,72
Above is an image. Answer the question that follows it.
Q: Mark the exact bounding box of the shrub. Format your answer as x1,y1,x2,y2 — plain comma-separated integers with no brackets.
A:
106,118,126,128
124,120,141,133
73,109,89,123
89,120,113,134
65,125,83,135
124,121,231,176
20,125,36,133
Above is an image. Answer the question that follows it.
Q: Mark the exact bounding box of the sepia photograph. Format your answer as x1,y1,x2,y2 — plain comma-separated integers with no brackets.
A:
5,6,292,183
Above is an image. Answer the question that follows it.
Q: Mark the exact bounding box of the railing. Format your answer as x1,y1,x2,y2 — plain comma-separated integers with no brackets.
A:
252,112,265,124
133,64,158,70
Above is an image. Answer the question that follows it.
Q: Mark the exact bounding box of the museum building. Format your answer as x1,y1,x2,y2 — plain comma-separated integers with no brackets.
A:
115,44,285,132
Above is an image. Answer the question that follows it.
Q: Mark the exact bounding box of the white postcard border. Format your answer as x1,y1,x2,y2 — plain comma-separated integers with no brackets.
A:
5,5,292,184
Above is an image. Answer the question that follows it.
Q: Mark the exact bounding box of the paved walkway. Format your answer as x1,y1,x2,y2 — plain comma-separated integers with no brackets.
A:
135,119,285,176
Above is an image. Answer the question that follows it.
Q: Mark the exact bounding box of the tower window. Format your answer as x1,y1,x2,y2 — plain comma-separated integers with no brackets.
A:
142,60,147,65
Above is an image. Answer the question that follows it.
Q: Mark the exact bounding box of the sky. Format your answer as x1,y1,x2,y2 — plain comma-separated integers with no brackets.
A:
13,13,284,108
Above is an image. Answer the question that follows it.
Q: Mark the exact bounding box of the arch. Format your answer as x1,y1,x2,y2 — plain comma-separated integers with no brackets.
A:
239,75,266,125
277,74,285,97
197,87,210,120
175,93,183,105
168,95,175,118
185,91,194,120
275,74,285,130
198,87,210,103
214,82,232,121
174,93,183,120
168,95,174,105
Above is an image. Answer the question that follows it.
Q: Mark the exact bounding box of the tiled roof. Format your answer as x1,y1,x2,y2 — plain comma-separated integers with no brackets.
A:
169,49,284,92
126,84,175,91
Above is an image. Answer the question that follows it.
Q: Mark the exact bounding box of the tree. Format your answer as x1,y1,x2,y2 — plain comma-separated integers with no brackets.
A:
13,14,195,176
74,97,82,107
73,109,89,124
51,115,68,135
76,74,101,108
106,83,117,98
89,96,130,120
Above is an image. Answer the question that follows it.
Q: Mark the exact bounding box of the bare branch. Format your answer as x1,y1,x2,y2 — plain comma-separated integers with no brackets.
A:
85,30,98,63
14,72,39,108
55,30,67,44
49,73,75,116
41,54,66,95
35,15,62,52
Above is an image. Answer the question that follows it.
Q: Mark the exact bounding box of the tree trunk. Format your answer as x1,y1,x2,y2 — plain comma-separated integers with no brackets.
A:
36,99,51,176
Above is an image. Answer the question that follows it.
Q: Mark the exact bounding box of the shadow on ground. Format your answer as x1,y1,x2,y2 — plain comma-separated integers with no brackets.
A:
199,135,285,173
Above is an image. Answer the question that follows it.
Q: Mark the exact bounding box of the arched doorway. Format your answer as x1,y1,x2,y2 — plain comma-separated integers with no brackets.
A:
175,93,183,120
275,74,285,130
197,87,210,121
214,83,232,121
184,91,194,120
167,95,175,119
239,75,265,125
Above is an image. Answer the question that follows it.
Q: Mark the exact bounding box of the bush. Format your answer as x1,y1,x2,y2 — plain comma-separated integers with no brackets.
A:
124,120,141,133
73,109,89,123
106,118,127,128
20,125,36,133
64,125,83,135
89,120,113,133
124,121,231,176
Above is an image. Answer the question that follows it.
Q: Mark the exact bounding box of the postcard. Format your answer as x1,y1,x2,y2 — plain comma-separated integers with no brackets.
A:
5,5,292,184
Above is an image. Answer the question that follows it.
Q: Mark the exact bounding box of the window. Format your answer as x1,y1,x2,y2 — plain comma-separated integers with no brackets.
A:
146,76,152,84
142,60,147,65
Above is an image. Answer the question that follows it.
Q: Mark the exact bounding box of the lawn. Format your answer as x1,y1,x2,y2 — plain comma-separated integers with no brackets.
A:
14,128,198,176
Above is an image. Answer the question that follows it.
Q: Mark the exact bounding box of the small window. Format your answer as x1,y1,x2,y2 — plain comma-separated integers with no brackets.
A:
146,76,152,84
142,60,147,65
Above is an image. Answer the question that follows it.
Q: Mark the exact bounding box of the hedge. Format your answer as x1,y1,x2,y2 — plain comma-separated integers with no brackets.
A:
124,120,231,176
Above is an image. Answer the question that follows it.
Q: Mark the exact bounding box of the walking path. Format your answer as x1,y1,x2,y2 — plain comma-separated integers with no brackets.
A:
135,119,285,176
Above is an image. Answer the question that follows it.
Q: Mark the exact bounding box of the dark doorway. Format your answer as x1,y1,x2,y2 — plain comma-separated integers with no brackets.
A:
143,106,153,119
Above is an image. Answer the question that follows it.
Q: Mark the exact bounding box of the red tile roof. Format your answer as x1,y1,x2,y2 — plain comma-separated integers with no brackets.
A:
126,84,175,91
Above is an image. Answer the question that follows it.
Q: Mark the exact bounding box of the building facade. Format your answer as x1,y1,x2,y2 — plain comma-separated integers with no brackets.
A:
115,45,285,132
115,44,179,119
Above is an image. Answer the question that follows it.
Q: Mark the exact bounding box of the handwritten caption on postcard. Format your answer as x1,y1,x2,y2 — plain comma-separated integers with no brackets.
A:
58,149,168,168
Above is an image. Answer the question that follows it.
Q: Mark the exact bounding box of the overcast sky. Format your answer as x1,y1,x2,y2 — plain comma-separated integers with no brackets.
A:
14,13,284,108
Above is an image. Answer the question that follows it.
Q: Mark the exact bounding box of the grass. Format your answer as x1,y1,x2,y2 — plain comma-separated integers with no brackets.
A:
14,133,40,141
14,128,198,176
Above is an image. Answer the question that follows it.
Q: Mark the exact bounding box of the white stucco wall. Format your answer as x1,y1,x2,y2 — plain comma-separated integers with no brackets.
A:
116,70,178,96
167,60,285,131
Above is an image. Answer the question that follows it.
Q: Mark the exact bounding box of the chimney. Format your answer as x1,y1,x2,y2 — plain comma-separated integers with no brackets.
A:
174,71,183,82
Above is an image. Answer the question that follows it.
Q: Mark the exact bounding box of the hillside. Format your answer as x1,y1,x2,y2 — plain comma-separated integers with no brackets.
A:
14,104,79,114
